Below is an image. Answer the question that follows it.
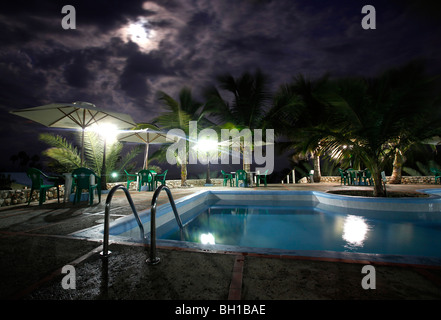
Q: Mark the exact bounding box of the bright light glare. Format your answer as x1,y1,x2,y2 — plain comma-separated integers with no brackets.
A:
196,138,218,152
87,123,118,144
200,233,215,245
342,215,369,247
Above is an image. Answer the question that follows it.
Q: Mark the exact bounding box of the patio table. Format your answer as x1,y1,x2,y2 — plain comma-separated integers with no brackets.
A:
65,171,97,202
248,171,256,187
356,170,365,185
347,169,367,185
63,173,72,202
231,171,256,187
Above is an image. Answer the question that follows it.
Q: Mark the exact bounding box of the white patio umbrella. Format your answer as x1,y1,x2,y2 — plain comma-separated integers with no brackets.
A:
117,128,173,169
10,101,136,165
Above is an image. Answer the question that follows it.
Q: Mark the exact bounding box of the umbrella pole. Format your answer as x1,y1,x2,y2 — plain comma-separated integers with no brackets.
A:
101,138,107,190
143,143,149,170
81,128,85,166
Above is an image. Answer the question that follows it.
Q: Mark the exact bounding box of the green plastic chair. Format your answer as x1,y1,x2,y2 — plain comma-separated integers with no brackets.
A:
26,168,61,205
256,169,269,187
221,170,234,186
154,169,168,188
347,169,358,185
138,169,154,191
71,167,101,205
124,170,138,189
362,169,373,186
338,168,349,185
430,168,441,184
235,169,248,187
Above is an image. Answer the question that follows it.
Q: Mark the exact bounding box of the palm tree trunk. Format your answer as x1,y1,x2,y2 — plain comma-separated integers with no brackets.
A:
312,152,321,182
389,148,404,184
372,169,386,197
241,142,252,185
181,162,187,186
243,162,251,185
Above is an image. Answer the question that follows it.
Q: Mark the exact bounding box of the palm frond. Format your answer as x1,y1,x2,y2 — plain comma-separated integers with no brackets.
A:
105,142,123,176
39,133,82,171
81,131,103,173
116,145,143,172
42,147,81,171
39,133,79,153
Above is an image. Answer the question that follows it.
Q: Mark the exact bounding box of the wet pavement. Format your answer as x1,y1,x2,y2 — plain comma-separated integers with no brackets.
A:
1,183,441,303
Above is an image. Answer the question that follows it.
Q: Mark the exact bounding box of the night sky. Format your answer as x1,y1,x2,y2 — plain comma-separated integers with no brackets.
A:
1,0,441,176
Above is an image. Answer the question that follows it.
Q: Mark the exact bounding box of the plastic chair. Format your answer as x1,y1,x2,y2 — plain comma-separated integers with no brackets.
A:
256,169,269,187
338,168,349,185
430,168,441,184
138,169,154,191
362,169,373,186
124,170,138,189
154,169,168,188
26,168,61,205
221,170,234,186
347,169,358,185
235,169,248,187
71,167,101,205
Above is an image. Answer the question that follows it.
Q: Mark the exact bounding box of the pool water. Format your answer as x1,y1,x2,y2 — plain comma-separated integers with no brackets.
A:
161,205,441,258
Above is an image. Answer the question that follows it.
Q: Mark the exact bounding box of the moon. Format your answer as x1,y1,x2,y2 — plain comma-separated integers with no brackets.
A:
121,17,157,52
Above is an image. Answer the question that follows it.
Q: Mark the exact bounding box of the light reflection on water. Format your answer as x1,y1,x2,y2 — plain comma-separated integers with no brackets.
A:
342,215,370,250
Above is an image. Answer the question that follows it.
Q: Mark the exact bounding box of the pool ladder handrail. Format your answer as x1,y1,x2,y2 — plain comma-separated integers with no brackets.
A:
101,184,146,258
101,184,183,266
148,184,183,265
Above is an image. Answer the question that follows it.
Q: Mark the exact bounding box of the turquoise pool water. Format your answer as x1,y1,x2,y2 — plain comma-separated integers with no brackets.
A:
161,204,441,259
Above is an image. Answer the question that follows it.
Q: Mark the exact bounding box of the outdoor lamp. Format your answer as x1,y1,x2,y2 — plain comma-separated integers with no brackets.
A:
88,123,118,191
100,124,118,144
196,137,218,185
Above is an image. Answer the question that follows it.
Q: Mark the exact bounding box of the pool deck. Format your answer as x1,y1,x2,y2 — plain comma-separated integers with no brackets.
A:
1,182,441,304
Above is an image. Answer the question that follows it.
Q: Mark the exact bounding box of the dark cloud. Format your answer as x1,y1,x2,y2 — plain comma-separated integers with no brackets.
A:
0,0,440,170
64,56,95,88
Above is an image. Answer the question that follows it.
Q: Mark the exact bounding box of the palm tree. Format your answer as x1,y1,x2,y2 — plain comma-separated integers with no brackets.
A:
203,69,272,177
386,62,441,184
145,87,210,186
39,131,142,178
303,61,441,196
265,74,333,182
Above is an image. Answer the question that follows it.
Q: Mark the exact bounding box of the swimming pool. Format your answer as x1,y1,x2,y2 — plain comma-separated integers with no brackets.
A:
73,189,441,265
163,205,441,258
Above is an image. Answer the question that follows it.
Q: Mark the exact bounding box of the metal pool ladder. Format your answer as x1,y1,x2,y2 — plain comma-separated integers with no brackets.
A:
148,184,183,265
101,184,183,266
101,185,146,258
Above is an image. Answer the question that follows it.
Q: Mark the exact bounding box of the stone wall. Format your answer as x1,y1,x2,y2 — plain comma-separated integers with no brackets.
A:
0,179,226,207
398,176,436,184
299,175,438,185
108,178,225,190
0,186,66,206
